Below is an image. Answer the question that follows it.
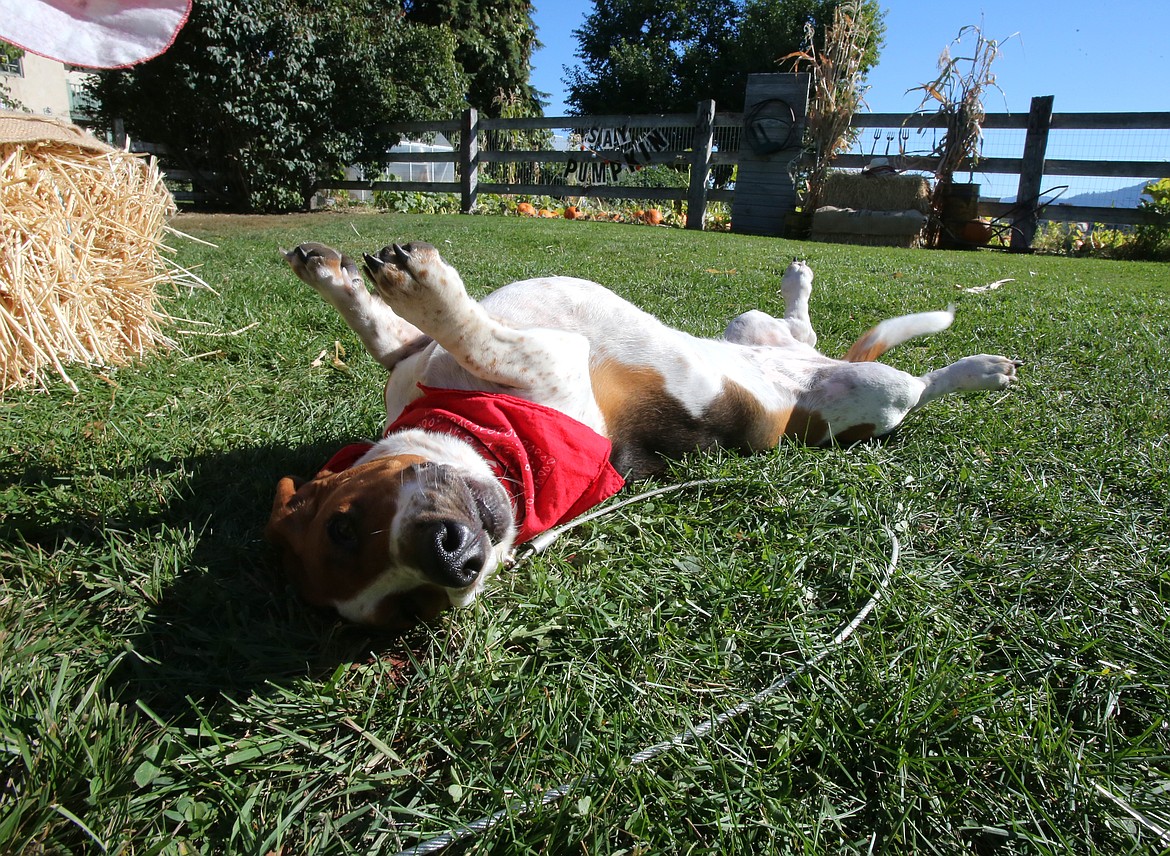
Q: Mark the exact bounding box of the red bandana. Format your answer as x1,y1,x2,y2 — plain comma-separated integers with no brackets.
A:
317,387,626,544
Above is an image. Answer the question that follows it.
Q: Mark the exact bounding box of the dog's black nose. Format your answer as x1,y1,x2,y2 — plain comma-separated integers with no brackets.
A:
419,520,486,588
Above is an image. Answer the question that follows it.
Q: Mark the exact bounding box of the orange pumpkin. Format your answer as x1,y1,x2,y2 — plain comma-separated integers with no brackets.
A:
564,206,580,220
960,218,994,245
538,208,557,218
516,202,536,216
643,208,663,225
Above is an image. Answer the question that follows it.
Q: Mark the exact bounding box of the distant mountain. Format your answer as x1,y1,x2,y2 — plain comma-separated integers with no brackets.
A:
1055,181,1149,209
994,180,1150,210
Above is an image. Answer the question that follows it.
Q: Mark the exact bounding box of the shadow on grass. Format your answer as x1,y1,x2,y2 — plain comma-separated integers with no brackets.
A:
1,440,430,716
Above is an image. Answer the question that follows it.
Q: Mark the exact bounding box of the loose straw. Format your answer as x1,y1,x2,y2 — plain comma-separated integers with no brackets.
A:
0,129,193,393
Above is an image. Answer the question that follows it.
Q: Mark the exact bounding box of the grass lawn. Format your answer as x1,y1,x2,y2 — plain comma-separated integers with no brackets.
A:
2,211,1168,854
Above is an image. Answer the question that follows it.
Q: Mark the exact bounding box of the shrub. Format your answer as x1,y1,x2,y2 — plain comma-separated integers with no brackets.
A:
1131,177,1170,259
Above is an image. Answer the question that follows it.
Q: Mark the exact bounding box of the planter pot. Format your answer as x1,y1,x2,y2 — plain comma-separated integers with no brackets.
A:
937,182,981,249
783,211,813,240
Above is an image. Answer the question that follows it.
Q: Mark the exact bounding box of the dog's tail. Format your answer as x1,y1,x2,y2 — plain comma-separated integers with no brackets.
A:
843,306,955,362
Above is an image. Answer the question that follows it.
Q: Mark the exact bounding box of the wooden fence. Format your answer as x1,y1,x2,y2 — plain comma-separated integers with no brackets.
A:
843,98,1170,243
154,100,1168,247
314,101,741,230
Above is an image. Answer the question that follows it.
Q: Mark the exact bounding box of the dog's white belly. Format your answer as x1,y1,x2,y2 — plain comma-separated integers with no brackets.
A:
381,276,832,466
477,276,822,410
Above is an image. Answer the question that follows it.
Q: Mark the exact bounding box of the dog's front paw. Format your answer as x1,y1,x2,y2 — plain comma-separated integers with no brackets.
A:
281,243,365,303
363,242,466,322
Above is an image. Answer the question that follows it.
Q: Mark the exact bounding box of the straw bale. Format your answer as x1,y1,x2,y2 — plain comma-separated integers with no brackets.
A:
821,171,931,214
1,111,187,394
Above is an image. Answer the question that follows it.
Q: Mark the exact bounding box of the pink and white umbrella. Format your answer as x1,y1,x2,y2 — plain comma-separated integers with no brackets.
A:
0,0,191,68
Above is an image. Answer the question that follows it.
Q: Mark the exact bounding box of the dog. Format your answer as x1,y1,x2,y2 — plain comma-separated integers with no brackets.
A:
267,241,1020,631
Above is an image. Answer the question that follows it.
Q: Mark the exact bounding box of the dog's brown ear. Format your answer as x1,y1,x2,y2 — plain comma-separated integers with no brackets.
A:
265,475,307,542
267,474,331,604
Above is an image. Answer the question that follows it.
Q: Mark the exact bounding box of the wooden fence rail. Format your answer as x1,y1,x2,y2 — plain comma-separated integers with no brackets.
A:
847,103,1170,234
310,99,1169,245
149,99,1167,246
315,103,741,231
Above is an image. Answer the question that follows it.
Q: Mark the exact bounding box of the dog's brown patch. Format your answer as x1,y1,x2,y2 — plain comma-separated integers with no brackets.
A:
591,360,798,476
765,407,830,446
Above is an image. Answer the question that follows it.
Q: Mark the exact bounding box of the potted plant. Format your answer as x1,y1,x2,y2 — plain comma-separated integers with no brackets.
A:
910,23,1008,247
782,0,881,232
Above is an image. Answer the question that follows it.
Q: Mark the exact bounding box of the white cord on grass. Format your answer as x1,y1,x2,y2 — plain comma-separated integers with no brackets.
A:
392,482,901,856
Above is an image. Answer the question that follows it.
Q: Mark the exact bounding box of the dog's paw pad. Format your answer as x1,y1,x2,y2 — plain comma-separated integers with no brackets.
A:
283,243,364,299
977,355,1022,388
365,243,464,316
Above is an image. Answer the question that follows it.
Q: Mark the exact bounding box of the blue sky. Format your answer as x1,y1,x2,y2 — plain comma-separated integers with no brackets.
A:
529,0,1169,202
531,0,1170,116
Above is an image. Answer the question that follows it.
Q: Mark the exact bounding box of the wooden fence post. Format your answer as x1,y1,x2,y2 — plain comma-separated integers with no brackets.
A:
687,99,716,230
1010,95,1054,252
730,74,809,237
461,107,479,214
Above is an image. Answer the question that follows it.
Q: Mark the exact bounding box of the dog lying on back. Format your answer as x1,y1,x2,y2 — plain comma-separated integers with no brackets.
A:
267,242,1019,631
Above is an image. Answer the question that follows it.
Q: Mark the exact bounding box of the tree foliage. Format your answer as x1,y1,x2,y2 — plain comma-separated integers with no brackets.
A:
90,0,471,211
0,41,22,66
565,0,884,115
1,41,24,109
403,0,541,114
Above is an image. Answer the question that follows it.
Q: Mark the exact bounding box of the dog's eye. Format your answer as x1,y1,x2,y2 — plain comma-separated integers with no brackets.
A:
327,513,359,548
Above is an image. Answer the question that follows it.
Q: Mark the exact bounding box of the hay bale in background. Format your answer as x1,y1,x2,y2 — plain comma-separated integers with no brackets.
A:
811,170,932,247
810,205,927,248
0,112,188,394
821,171,931,214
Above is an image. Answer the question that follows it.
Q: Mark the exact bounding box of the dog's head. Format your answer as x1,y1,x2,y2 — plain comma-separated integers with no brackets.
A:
266,448,515,631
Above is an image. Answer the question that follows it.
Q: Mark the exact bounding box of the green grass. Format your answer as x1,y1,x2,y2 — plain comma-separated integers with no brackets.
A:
2,212,1168,854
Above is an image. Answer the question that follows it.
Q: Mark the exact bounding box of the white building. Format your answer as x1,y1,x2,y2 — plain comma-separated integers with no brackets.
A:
1,49,96,125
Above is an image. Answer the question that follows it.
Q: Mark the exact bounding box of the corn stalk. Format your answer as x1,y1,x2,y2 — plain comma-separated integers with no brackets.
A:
783,0,872,213
909,23,1010,242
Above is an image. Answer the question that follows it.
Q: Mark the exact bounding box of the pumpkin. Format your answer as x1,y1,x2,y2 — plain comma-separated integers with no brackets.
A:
516,202,536,216
564,206,580,220
960,218,994,245
538,208,557,218
643,208,663,225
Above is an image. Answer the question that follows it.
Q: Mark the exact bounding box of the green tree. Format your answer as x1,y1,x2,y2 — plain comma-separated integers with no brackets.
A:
565,0,883,115
1,41,24,109
90,0,468,211
403,0,541,115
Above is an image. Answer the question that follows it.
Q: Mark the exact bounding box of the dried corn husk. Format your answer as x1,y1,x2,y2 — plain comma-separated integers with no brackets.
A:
1,111,191,394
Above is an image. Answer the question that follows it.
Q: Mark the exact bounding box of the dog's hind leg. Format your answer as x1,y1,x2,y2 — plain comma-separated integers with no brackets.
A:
722,260,817,348
282,243,427,370
778,259,817,347
912,354,1022,411
795,353,1020,445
